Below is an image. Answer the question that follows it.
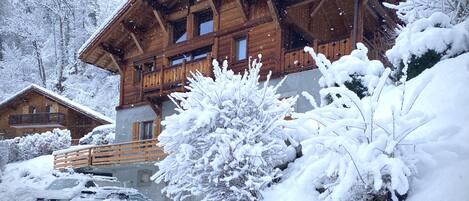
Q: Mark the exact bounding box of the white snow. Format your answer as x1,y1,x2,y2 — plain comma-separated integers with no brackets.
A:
262,51,469,201
0,84,114,123
78,0,130,55
386,12,469,67
52,145,96,155
0,155,59,201
153,57,298,201
79,124,116,145
305,43,386,98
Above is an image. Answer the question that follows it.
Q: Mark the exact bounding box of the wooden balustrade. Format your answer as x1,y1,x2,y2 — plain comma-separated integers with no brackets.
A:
282,38,352,73
53,139,166,170
317,38,352,61
9,112,65,126
143,56,212,93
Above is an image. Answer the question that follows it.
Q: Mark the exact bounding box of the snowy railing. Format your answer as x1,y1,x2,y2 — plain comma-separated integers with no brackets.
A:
9,112,65,126
53,139,166,169
142,56,213,94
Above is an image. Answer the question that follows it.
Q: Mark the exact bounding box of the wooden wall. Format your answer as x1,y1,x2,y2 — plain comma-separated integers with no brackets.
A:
0,91,106,140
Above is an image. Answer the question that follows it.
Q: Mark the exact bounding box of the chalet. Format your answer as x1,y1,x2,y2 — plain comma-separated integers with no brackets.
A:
0,84,113,143
56,0,398,200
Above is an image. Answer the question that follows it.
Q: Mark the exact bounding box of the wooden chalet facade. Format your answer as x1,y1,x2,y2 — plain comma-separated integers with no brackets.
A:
58,0,397,171
0,85,113,143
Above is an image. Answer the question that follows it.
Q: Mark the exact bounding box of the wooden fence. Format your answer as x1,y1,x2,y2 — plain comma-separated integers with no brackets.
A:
53,139,166,170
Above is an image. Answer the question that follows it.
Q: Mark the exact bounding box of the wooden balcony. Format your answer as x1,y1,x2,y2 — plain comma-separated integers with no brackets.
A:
142,38,352,98
53,139,166,170
143,57,213,95
9,112,65,128
283,38,353,73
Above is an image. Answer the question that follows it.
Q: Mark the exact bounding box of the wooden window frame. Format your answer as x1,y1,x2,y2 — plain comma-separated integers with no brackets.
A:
139,120,154,140
170,18,188,44
194,9,214,37
132,65,142,85
232,34,248,63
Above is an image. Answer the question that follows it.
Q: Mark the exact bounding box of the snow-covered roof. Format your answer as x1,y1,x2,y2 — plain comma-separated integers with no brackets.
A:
78,0,133,56
0,84,114,124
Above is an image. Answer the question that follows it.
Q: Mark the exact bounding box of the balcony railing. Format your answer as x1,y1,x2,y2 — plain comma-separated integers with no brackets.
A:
9,112,66,127
142,38,352,97
143,56,213,94
53,139,166,169
283,38,352,73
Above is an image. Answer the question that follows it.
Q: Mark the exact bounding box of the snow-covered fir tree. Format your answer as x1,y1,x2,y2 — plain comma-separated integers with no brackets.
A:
384,0,469,24
153,57,298,201
0,0,123,117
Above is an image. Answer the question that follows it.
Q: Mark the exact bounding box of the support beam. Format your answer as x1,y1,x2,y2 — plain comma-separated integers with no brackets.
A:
287,0,315,8
101,43,124,61
130,33,144,54
122,21,146,54
267,0,281,26
235,0,248,22
284,15,315,43
108,53,123,74
310,0,326,17
208,0,219,16
153,10,168,34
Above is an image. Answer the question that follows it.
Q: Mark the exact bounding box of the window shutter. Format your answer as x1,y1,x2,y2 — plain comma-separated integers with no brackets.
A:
152,117,161,139
132,122,140,141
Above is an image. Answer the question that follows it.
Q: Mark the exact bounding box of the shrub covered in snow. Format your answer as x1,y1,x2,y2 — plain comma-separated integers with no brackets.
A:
386,12,469,81
263,47,433,201
305,43,386,101
79,124,115,145
384,0,469,24
152,57,298,201
2,129,71,163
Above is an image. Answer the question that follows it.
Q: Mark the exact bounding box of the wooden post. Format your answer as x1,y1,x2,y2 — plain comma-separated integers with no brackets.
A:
352,0,364,48
88,148,92,166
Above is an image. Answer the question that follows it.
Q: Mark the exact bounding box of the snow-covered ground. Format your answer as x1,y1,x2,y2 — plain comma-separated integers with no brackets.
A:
262,52,469,201
0,155,57,201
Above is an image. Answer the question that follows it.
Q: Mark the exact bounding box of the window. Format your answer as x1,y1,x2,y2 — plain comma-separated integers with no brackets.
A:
29,106,37,114
144,62,155,72
172,19,187,43
139,121,153,140
196,10,213,36
133,65,142,85
45,105,55,113
170,54,190,66
235,37,247,61
169,46,212,66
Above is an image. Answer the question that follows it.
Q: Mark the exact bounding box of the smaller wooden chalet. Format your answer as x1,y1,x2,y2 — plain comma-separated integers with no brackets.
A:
0,84,114,143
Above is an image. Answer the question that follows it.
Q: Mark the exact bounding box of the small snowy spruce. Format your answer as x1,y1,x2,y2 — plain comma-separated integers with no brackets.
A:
273,47,433,201
386,12,469,81
79,124,115,145
307,43,385,102
153,57,297,201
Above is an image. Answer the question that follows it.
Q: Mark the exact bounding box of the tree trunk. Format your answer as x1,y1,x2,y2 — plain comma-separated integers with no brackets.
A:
33,41,46,87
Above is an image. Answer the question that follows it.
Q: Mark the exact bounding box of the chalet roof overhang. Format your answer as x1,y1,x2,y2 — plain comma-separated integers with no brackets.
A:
0,85,114,125
79,0,210,73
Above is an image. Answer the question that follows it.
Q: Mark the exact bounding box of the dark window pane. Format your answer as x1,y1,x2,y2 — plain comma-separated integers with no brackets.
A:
133,65,141,84
140,121,153,140
170,54,190,66
144,62,154,72
197,11,213,36
192,46,212,60
235,37,247,61
173,19,187,43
